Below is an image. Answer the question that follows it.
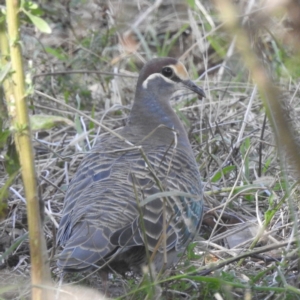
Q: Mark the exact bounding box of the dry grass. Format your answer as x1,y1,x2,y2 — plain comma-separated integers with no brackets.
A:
1,0,300,299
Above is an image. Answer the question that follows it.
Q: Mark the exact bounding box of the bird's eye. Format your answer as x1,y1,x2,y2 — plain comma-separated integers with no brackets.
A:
161,67,173,78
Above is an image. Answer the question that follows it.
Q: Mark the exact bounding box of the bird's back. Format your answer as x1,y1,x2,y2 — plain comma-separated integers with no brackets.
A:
57,126,202,273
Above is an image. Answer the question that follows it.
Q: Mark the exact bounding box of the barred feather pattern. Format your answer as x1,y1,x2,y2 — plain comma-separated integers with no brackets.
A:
57,130,203,274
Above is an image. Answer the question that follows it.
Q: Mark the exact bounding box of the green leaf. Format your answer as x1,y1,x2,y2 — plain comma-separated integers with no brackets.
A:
74,95,83,135
0,129,10,148
186,0,196,9
0,232,28,261
30,114,74,131
264,209,275,224
26,1,38,10
187,242,201,260
5,140,20,175
244,194,254,202
0,171,18,217
74,114,83,135
45,47,68,61
262,157,272,174
0,285,20,297
23,10,51,33
0,62,11,83
89,104,96,131
241,137,250,180
207,36,227,58
273,180,288,191
211,165,236,182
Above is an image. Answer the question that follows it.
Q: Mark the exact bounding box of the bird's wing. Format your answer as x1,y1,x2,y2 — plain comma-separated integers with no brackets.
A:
110,146,203,253
57,135,202,270
56,135,140,270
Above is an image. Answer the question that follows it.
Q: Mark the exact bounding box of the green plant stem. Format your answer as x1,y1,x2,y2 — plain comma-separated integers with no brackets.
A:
117,272,300,299
0,16,10,122
4,1,51,299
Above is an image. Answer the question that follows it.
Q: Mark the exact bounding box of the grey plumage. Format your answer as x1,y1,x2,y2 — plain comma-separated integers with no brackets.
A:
57,57,204,275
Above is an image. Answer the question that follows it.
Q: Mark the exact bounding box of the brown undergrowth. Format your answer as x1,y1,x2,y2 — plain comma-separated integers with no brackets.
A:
1,0,300,299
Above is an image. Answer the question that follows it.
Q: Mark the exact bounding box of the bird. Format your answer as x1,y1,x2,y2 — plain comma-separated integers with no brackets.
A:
56,57,205,278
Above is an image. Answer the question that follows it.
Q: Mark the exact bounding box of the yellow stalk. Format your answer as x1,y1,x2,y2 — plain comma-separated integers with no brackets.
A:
214,0,300,177
4,1,51,299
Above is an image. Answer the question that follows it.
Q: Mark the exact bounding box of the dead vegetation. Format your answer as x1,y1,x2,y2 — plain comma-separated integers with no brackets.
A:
1,0,300,299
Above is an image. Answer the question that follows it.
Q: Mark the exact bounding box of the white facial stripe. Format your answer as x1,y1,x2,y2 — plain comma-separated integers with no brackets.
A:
142,73,175,89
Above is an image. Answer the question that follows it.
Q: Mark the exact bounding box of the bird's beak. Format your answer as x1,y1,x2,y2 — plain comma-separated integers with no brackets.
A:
181,80,206,99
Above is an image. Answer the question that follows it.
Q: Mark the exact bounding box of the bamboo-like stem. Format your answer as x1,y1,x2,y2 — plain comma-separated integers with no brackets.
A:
4,1,51,299
214,0,300,177
0,16,10,122
214,0,300,266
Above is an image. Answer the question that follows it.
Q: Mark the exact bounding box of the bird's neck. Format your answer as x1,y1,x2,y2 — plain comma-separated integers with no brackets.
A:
125,90,190,147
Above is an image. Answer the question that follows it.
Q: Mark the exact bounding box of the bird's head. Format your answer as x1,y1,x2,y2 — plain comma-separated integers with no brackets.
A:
135,57,206,101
